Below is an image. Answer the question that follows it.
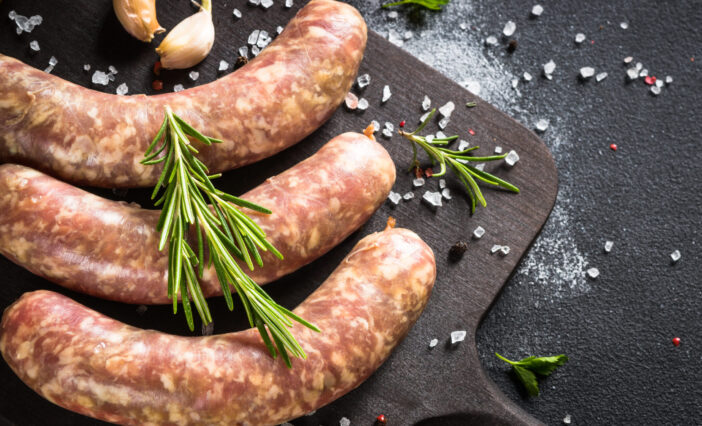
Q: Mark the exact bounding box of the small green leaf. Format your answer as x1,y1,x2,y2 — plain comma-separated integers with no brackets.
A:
382,0,450,11
513,365,539,397
518,354,569,376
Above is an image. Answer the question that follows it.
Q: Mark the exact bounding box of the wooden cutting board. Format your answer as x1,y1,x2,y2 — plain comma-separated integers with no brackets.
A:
0,1,557,425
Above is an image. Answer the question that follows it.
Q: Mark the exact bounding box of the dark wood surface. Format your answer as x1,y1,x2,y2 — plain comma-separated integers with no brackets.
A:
0,1,556,424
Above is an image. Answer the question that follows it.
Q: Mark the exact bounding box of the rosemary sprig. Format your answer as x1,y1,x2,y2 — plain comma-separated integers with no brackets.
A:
399,108,519,213
142,106,319,367
382,0,450,11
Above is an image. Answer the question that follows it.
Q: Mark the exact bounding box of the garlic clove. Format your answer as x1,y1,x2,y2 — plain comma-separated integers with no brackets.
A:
113,0,165,43
156,9,215,70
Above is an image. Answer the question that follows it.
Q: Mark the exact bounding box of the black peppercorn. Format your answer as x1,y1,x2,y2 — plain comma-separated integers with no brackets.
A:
448,241,468,262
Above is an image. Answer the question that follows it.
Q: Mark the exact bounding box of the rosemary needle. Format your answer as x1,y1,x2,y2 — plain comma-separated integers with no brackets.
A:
142,106,319,367
398,108,519,213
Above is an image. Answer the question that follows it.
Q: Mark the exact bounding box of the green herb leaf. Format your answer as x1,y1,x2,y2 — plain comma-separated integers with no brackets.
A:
495,352,569,397
142,106,319,367
382,0,450,10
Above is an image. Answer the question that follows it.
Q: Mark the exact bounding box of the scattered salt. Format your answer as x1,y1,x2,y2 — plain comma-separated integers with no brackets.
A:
655,79,664,88
382,85,392,103
189,71,199,81
277,26,284,35
387,10,398,20
494,146,503,154
665,75,673,84
503,21,516,37
459,23,468,30
413,178,425,187
670,250,681,263
388,191,402,205
438,117,450,130
435,131,447,139
29,40,40,51
623,56,633,64
388,30,404,47
604,241,614,253
357,73,370,89
474,163,485,171
485,36,498,46
543,60,556,76
251,46,260,56
441,188,452,200
256,30,271,49
381,129,393,139
531,4,544,17
339,417,351,426
563,414,572,425
370,120,380,132
639,68,648,77
218,60,229,71
500,246,511,256
108,65,118,74
429,338,438,348
91,70,109,85
650,86,661,96
422,95,431,111
344,92,358,110
48,56,58,66
473,226,485,239
596,72,608,82
422,191,443,208
285,0,293,8
173,84,184,92
403,192,414,200
586,267,600,279
8,10,16,19
357,98,369,111
457,140,470,151
419,111,431,123
116,83,128,95
450,330,466,344
384,122,394,132
239,46,249,58
233,8,242,18
574,33,586,44
511,78,519,89
83,64,91,71
439,179,446,189
491,245,502,254
535,119,549,132
620,22,629,30
404,30,414,40
580,67,595,79
248,0,260,5
626,68,639,80
636,62,643,71
523,72,532,82
260,0,274,9
247,29,260,45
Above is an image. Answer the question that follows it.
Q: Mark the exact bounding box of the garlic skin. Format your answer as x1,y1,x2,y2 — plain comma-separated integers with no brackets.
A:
156,9,215,70
113,0,165,42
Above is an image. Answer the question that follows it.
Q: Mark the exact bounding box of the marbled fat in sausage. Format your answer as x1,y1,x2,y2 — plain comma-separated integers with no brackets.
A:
0,227,436,425
0,0,367,187
0,132,395,304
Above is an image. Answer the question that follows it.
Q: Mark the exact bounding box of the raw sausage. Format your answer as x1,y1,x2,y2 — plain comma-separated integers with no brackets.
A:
0,227,436,425
0,132,395,304
0,0,367,187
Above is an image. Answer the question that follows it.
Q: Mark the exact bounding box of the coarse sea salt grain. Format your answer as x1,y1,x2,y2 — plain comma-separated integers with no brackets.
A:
596,72,608,82
83,64,91,71
586,267,599,279
670,250,681,263
419,111,431,123
580,67,595,79
438,117,450,130
500,246,510,256
233,8,242,18
357,73,370,89
29,40,40,51
384,122,394,132
91,70,109,85
458,140,470,151
422,95,431,111
665,75,673,84
503,21,516,37
439,101,455,118
485,36,498,46
450,330,466,344
422,191,442,208
344,92,358,110
439,179,446,189
404,30,413,40
403,192,414,200
189,71,199,81
474,163,485,171
639,68,648,77
370,120,380,132
387,10,398,20
511,78,519,89
620,22,629,29
388,30,404,47
531,4,544,16
441,188,452,200
388,191,402,205
494,146,503,154
435,131,447,139
339,417,350,426
247,29,260,45
624,56,634,64
382,85,392,103
651,86,661,96
655,79,664,88
285,0,293,8
251,45,260,56
543,60,556,76
218,60,229,71
563,414,572,425
239,46,249,58
429,338,438,348
249,0,260,5
473,226,485,239
108,65,118,74
173,84,184,92
575,33,586,44
382,128,393,138
523,72,532,82
277,26,284,35
604,240,614,253
260,0,274,9
491,245,502,254
357,98,369,111
116,83,128,95
535,119,549,132
413,178,425,187
626,68,639,80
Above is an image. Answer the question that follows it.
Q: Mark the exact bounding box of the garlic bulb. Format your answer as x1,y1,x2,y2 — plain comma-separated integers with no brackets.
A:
113,0,165,42
156,3,215,70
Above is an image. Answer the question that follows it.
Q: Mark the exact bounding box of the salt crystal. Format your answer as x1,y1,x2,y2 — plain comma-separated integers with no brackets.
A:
655,79,664,88
388,30,404,47
233,8,242,18
523,72,532,82
511,78,519,89
285,0,293,8
357,73,370,89
586,267,599,279
473,226,485,239
238,46,249,58
370,120,380,132
29,15,42,26
116,83,128,95
339,417,351,426
419,111,431,123
202,321,214,336
357,98,369,111
257,31,271,48
403,192,414,200
277,26,284,35
500,246,510,256
620,22,628,29
8,10,16,19
422,191,442,208
173,84,184,92
531,4,543,16
422,95,431,111
413,178,425,187
29,40,40,51
543,60,556,76
464,80,481,95
247,29,260,45
435,131,447,139
429,338,438,348
650,86,661,96
636,62,643,71
384,122,394,132
438,117,450,130
505,150,519,166
248,0,260,5
218,60,229,71
580,67,595,79
107,72,115,81
189,71,199,81
494,146,503,154
108,65,118,74
381,128,392,138
458,140,470,151
441,188,452,200
665,75,673,84
485,36,498,46
382,85,392,103
626,68,639,80
596,72,608,82
260,0,274,9
91,70,109,85
425,135,435,144
459,23,468,30
49,56,58,66
474,163,485,171
491,245,502,254
670,250,681,263
604,240,614,253
388,191,402,205
639,68,648,77
563,414,572,425
451,330,466,344
535,119,549,132
251,46,260,56
83,64,91,72
503,21,516,37
404,30,413,40
387,10,398,20
439,179,446,189
574,33,586,44
623,56,633,64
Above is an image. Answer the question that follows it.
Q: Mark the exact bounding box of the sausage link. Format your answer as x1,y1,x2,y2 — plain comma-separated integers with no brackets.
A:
0,227,436,425
0,132,395,304
0,0,367,188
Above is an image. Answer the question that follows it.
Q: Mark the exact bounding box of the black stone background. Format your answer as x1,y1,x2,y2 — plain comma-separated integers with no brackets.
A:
0,0,701,425
347,0,702,424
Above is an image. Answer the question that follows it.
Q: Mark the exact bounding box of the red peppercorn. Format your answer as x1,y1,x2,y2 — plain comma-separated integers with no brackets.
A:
376,414,387,424
152,80,163,91
609,143,617,151
468,129,475,135
425,168,434,178
153,61,162,76
399,120,406,128
672,337,681,347
644,76,656,85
